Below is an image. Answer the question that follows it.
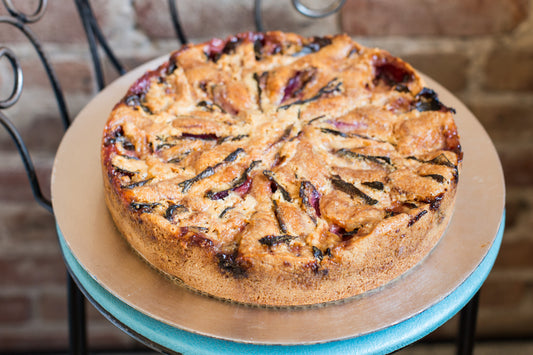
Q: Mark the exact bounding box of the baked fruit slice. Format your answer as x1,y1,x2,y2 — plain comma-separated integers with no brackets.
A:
101,32,462,306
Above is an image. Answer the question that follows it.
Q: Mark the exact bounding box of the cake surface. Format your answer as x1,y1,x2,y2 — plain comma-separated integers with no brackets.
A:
101,32,462,306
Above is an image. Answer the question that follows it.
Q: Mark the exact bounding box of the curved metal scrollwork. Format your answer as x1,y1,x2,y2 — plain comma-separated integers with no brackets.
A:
74,0,125,91
0,0,69,212
0,46,23,109
291,0,346,19
74,0,189,91
2,0,47,23
254,0,346,33
0,111,53,213
0,0,70,129
0,46,51,212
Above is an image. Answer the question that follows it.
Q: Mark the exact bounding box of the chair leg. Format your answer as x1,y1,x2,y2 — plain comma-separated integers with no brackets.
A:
456,290,480,355
67,274,87,355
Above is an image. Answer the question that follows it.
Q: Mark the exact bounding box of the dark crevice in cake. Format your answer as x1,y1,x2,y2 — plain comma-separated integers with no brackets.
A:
278,78,342,110
130,201,160,213
263,170,292,202
408,210,428,227
217,252,248,278
412,87,456,114
421,174,446,183
299,180,321,223
272,199,288,234
330,175,378,205
258,235,296,247
335,148,392,167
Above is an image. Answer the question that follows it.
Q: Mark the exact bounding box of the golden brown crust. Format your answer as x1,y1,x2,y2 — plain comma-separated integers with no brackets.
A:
101,32,462,306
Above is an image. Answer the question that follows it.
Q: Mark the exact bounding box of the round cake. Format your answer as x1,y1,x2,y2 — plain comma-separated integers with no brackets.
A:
101,32,462,306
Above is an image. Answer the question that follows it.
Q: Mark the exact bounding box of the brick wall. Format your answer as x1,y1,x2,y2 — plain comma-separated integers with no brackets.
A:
0,0,532,352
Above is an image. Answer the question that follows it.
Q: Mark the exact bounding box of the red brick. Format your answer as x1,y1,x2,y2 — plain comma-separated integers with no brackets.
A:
477,310,533,338
0,331,68,352
403,52,469,92
0,164,52,203
467,99,533,144
0,90,65,153
0,115,63,154
133,0,174,40
102,55,161,86
504,193,531,231
134,0,255,41
2,203,56,243
498,145,533,187
0,254,66,286
479,278,526,308
37,294,142,349
19,58,94,94
494,239,533,269
88,324,142,350
133,0,338,42
341,0,529,36
38,291,67,321
484,49,533,91
19,114,64,152
0,295,32,323
0,0,87,44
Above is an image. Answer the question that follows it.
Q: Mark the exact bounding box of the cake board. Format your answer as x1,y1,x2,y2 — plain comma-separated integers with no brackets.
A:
51,55,506,352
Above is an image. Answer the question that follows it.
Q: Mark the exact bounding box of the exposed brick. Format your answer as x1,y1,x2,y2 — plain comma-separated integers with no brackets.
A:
484,49,533,91
0,295,32,323
498,145,533,187
88,324,141,350
35,294,141,350
133,0,339,42
102,54,161,86
477,310,533,338
0,254,66,286
0,164,52,203
1,0,533,349
494,239,533,269
38,291,67,321
0,331,68,352
0,0,87,44
18,114,63,152
0,88,67,155
479,279,526,308
19,58,94,95
132,0,175,40
403,52,469,92
0,114,63,154
504,193,531,231
504,188,533,241
1,203,56,243
467,99,533,144
341,0,529,36
38,291,134,326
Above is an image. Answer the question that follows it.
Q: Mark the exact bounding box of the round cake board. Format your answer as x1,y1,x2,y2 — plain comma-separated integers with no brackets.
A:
52,54,506,346
58,217,503,354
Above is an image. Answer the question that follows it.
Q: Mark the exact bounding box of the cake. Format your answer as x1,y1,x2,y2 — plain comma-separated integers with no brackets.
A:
101,32,462,306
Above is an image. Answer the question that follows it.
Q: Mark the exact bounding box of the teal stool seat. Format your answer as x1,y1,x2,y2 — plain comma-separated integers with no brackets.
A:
58,215,504,355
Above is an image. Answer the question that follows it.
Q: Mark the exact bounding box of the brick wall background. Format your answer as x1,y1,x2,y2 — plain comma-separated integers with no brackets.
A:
0,0,532,352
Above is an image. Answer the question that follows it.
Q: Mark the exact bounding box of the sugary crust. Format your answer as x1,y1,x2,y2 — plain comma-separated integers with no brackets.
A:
101,32,462,306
